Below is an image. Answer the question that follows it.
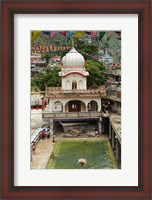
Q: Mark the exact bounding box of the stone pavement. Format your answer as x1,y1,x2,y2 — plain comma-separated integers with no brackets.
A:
31,137,55,169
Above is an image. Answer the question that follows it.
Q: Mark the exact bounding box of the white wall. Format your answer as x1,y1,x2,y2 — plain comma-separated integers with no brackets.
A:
49,97,101,112
61,74,87,90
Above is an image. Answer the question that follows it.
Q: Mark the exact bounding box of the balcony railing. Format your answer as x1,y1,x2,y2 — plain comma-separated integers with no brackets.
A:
42,111,103,119
45,87,106,98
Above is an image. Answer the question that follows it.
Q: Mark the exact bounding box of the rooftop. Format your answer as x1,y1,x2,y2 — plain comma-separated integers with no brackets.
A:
45,87,106,98
109,113,121,143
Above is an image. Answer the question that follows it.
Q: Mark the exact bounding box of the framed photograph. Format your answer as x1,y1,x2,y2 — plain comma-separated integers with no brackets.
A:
1,0,151,199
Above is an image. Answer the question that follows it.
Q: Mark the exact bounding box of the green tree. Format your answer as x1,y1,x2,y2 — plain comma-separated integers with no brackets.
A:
42,52,51,64
32,67,61,91
75,39,99,59
85,60,106,88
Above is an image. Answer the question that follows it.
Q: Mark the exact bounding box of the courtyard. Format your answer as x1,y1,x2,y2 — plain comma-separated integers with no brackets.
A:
31,135,118,169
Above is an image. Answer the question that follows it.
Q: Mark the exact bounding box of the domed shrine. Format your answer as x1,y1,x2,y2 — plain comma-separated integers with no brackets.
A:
62,47,85,67
59,47,89,90
43,47,106,135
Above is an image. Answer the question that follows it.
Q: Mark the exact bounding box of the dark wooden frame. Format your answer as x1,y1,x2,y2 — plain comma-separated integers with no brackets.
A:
1,0,151,199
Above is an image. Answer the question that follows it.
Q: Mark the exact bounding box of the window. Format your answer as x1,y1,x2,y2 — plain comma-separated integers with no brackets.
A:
72,81,77,90
66,80,70,90
79,80,83,89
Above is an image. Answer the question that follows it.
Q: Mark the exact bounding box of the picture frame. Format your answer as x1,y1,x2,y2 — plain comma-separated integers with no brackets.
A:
1,0,151,199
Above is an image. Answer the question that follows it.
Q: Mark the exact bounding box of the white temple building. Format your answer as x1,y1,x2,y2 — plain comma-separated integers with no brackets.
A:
43,47,106,135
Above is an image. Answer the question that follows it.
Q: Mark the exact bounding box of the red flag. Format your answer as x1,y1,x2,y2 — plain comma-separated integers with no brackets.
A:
59,31,66,37
91,32,97,39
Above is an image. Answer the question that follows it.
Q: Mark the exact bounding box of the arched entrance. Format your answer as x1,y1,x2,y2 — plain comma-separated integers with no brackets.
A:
88,100,98,111
65,100,86,112
53,121,63,135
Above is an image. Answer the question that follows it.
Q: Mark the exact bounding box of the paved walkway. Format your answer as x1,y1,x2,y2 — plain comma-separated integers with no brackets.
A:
31,137,55,169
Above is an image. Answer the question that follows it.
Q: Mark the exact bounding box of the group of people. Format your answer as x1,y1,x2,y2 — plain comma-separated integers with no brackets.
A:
31,133,56,156
40,128,50,139
102,101,112,113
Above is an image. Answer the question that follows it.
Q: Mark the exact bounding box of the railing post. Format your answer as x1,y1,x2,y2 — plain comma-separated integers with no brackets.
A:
49,119,54,136
115,139,119,161
98,117,102,134
112,129,115,149
109,122,111,139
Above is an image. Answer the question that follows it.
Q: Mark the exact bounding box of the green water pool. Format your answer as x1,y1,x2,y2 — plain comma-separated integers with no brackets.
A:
46,138,118,169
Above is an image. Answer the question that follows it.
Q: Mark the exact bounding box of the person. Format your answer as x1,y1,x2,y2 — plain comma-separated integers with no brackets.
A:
51,151,55,159
107,101,111,113
47,132,50,139
45,128,50,139
104,103,108,113
32,142,36,155
52,135,55,143
41,97,45,110
45,99,47,107
41,130,45,139
84,140,88,144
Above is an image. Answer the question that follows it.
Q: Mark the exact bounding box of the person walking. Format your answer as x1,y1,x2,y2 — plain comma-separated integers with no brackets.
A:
32,142,36,155
52,135,56,143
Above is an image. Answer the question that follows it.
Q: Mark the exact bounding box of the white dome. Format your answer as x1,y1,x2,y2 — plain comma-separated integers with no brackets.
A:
62,47,85,67
62,56,66,66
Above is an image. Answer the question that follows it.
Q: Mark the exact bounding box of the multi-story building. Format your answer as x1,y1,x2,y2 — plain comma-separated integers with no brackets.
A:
39,47,121,167
42,47,106,135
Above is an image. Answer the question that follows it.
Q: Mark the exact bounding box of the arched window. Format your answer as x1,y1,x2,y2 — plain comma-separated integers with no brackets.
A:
66,80,70,90
79,80,83,90
88,100,98,111
72,81,77,90
53,101,63,112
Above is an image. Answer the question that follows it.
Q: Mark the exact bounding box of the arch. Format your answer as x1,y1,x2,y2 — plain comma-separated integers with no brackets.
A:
52,101,63,112
78,80,83,90
53,121,63,135
87,100,98,111
66,80,70,90
65,100,86,112
72,80,77,90
61,71,86,77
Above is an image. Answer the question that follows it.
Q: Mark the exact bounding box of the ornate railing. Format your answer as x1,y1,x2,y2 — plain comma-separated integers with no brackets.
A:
45,87,106,98
42,111,103,119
